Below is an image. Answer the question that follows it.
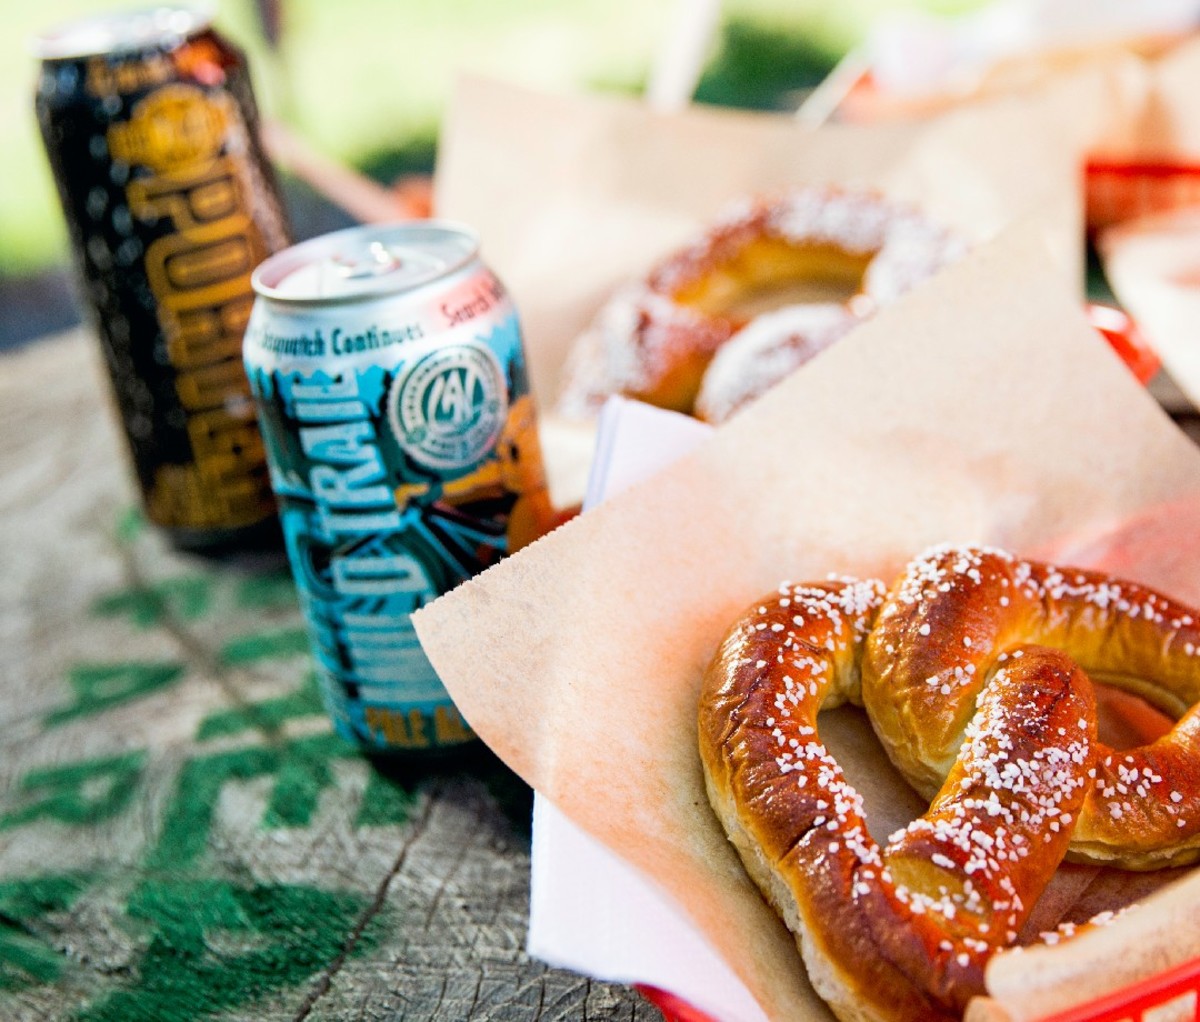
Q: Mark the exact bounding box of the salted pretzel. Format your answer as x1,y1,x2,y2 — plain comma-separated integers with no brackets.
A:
557,188,964,421
698,548,1200,1021
864,545,1200,869
692,303,856,424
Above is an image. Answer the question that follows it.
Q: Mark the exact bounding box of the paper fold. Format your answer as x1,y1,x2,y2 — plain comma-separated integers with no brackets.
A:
415,219,1200,1019
436,69,1133,412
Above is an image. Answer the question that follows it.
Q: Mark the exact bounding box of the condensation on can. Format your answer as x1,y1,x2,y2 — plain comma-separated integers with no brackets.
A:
33,5,290,550
244,222,554,754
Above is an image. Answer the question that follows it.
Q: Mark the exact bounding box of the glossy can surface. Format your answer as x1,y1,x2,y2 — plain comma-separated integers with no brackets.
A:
34,6,290,548
244,222,552,753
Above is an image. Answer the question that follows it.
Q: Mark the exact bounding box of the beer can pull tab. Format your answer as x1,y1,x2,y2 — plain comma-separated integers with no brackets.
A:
255,221,480,304
336,241,403,279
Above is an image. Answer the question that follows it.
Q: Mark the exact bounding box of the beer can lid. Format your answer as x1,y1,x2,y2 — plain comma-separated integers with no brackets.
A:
31,4,214,60
252,222,481,305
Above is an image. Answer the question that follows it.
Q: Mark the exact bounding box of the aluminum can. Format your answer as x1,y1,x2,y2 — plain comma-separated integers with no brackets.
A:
34,5,290,549
244,222,554,754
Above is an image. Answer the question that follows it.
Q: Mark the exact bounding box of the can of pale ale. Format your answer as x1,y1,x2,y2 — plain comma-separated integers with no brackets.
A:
244,223,555,754
34,5,290,549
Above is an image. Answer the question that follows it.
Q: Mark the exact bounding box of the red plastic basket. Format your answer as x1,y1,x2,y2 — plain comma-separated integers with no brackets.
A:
1086,158,1200,234
637,984,719,1022
638,952,1200,1022
1035,954,1200,1022
1085,302,1161,385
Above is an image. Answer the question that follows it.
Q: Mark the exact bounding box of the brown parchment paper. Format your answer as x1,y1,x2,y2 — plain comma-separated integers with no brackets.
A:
1093,34,1200,157
436,67,1143,417
413,218,1200,1021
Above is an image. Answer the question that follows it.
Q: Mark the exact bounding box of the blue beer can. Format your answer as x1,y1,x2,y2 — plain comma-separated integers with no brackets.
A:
244,222,553,753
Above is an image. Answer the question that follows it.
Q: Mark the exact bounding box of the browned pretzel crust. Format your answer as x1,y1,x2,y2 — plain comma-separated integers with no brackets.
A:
699,547,1200,1021
558,188,963,420
864,545,1200,868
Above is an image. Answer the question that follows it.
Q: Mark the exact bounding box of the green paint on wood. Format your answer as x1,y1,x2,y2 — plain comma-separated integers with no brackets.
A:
263,753,335,829
235,570,299,611
114,507,145,545
44,662,185,728
197,678,423,829
218,627,310,666
91,577,212,629
146,746,276,871
0,753,145,831
0,874,91,992
196,672,325,741
0,930,64,992
147,735,356,871
73,878,375,1022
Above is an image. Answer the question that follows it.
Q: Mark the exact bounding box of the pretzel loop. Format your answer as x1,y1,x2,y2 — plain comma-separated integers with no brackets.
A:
557,188,963,422
698,546,1200,1022
863,545,1200,868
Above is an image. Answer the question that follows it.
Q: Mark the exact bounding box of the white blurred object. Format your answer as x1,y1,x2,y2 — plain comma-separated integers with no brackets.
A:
528,397,770,1022
1102,209,1200,410
646,0,722,112
866,0,1200,97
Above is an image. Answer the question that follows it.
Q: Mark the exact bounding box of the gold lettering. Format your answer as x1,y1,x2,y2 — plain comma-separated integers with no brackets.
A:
128,160,244,230
363,708,432,750
407,709,429,748
170,295,253,370
111,86,277,527
85,54,171,97
163,236,253,290
187,405,264,470
174,359,250,411
433,705,475,745
190,178,240,222
85,58,115,97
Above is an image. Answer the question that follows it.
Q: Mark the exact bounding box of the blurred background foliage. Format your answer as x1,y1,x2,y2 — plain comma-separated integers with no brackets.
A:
0,0,984,340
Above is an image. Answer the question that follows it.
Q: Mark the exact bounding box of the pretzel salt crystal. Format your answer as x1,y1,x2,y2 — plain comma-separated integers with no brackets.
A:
699,579,1097,1021
557,188,964,420
698,547,1200,1021
864,545,1200,869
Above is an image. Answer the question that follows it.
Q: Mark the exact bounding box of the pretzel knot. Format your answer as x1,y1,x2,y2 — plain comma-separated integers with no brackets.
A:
697,545,1200,1022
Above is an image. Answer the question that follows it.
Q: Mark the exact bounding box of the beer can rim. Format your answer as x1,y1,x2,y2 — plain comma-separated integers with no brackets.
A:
30,3,215,60
251,220,482,306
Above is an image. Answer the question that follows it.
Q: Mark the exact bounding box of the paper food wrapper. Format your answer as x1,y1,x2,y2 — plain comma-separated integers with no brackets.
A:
535,398,1200,1022
1093,35,1200,158
413,219,1200,1020
435,68,1139,436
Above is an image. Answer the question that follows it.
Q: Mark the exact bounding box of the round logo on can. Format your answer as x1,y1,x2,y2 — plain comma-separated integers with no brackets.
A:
388,342,508,471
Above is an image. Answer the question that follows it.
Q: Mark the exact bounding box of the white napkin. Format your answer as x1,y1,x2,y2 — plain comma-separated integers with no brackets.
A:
527,398,766,1022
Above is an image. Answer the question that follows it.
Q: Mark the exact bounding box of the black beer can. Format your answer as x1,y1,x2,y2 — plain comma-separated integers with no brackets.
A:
33,5,291,550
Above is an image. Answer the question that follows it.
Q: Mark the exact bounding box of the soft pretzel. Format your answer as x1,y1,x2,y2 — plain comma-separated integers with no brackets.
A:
557,188,964,420
698,548,1200,1022
692,303,856,424
699,578,1097,1021
863,545,1200,869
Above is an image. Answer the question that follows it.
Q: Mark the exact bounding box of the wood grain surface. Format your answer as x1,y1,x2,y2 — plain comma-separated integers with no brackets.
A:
0,331,660,1022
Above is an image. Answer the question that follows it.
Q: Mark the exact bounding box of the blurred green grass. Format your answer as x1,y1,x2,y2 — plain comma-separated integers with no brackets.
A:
2,0,984,275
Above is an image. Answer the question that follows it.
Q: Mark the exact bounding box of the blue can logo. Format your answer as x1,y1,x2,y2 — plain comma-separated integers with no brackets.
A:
388,341,508,471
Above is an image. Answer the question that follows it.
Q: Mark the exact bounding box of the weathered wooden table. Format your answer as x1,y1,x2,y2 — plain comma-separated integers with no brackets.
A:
0,330,660,1021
